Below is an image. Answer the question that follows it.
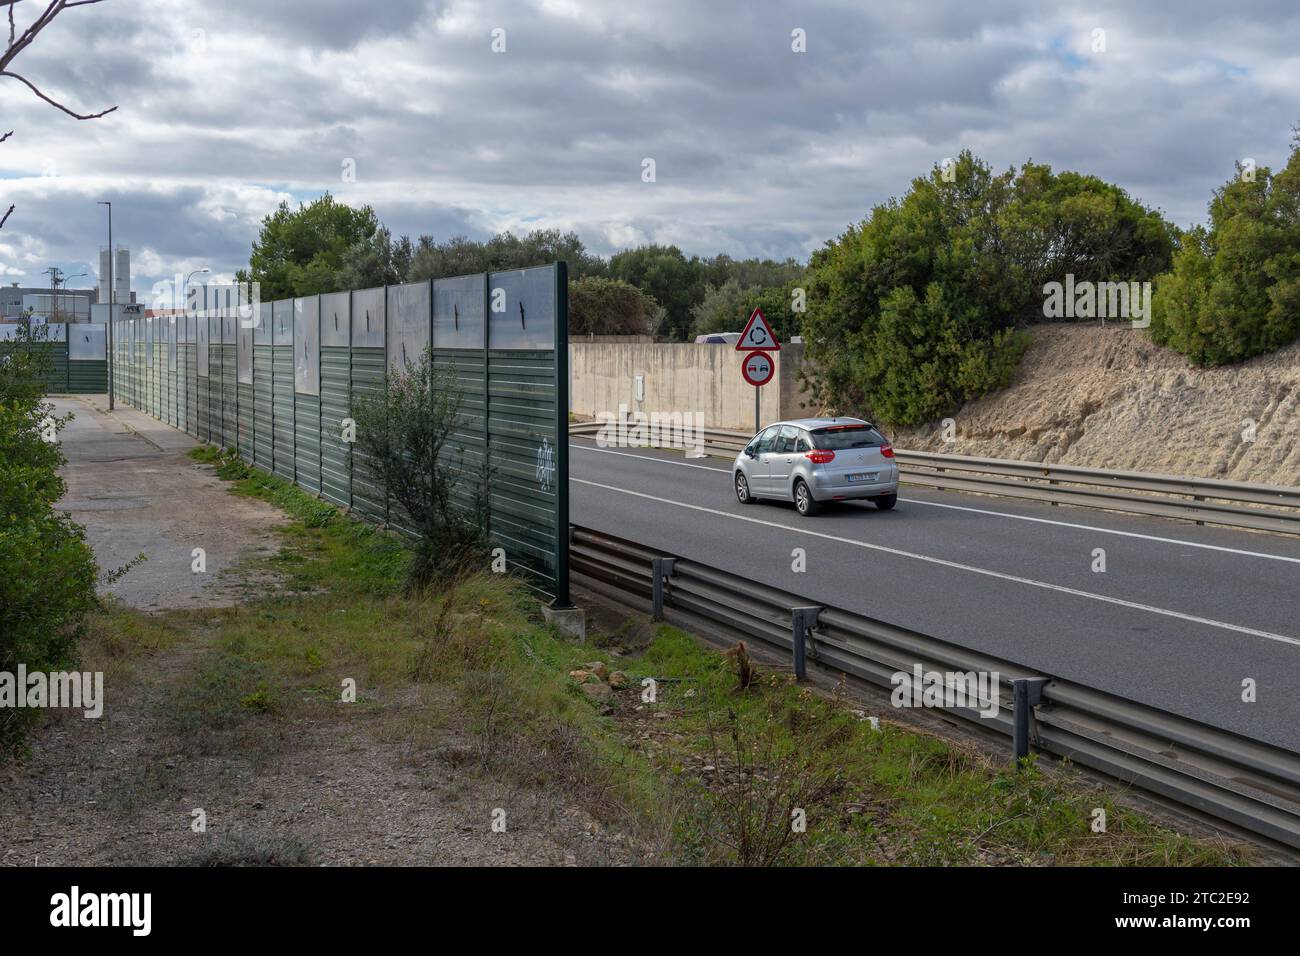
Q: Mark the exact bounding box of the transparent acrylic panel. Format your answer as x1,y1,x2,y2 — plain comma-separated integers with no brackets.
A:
196,312,210,376
68,323,106,360
221,299,237,344
254,302,272,345
293,296,320,395
168,317,178,372
237,311,253,384
320,291,350,347
272,300,292,345
236,281,259,334
350,286,385,347
386,281,430,375
433,274,486,350
146,316,155,362
487,265,556,350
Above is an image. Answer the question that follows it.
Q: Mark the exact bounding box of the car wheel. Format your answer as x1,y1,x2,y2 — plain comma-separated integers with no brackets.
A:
875,493,897,511
794,479,820,516
735,472,755,504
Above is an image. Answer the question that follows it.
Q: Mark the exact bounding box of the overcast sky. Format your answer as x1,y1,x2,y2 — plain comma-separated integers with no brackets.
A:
1,0,1297,303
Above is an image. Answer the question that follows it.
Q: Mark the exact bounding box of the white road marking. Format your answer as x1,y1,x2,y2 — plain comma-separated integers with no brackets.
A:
570,442,1300,566
571,442,723,472
573,476,1300,647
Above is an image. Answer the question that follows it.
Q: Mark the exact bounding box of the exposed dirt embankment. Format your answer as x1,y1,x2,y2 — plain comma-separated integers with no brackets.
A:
890,325,1300,486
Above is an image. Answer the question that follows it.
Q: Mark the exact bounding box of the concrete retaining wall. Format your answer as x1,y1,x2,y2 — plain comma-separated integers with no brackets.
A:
569,342,818,433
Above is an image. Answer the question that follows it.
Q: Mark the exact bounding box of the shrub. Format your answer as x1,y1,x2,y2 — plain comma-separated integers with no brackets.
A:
1149,140,1300,365
0,322,99,757
351,348,493,591
568,276,660,336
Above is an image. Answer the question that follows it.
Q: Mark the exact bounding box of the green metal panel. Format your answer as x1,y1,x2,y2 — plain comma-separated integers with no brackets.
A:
177,324,190,436
221,344,238,451
485,350,560,597
293,296,321,494
67,360,106,392
135,328,146,411
433,348,487,516
237,306,254,462
164,318,176,426
209,316,223,445
196,315,211,442
348,347,386,523
294,392,321,493
319,290,351,509
350,286,386,522
319,347,351,508
254,345,274,469
184,315,197,437
253,302,273,470
384,282,430,537
238,383,254,460
153,320,163,418
144,319,153,412
272,300,295,480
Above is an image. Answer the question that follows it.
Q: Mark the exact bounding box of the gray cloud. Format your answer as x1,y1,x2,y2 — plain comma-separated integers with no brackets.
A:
0,0,1297,297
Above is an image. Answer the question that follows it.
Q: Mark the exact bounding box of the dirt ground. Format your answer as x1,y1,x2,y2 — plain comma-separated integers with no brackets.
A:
50,395,285,610
0,396,641,866
891,324,1300,486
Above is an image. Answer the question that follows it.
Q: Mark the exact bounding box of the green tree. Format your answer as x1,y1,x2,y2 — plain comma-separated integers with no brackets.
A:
568,277,660,336
608,244,706,340
689,278,752,338
336,226,414,290
408,229,604,282
241,193,382,299
803,151,1174,425
1149,141,1300,365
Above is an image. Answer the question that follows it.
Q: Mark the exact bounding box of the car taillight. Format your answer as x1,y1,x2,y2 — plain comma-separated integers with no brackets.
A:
807,450,835,464
880,444,895,458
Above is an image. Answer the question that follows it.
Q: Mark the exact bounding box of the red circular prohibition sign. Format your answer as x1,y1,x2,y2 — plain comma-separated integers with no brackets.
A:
742,352,774,386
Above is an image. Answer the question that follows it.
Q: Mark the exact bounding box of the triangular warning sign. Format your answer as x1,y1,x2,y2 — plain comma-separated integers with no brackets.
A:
735,307,781,351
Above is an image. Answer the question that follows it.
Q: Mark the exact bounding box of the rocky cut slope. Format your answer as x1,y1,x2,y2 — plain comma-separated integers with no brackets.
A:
889,324,1299,487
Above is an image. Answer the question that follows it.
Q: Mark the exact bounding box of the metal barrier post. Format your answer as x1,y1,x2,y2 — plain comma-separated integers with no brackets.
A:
651,557,675,621
791,606,823,680
1012,678,1049,766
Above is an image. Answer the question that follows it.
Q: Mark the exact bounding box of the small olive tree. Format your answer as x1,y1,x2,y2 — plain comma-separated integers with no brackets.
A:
352,348,493,590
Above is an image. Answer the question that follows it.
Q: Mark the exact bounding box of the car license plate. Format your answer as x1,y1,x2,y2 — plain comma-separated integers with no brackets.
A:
846,472,877,483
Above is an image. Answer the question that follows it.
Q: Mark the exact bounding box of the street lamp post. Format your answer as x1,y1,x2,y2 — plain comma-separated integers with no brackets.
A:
97,201,113,409
60,272,87,322
184,268,210,314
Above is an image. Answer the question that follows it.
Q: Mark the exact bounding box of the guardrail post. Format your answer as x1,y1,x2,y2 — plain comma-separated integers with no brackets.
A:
1012,678,1049,767
791,606,823,680
651,557,676,621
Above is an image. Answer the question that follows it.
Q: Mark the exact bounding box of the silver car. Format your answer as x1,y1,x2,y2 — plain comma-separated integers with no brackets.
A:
733,418,899,516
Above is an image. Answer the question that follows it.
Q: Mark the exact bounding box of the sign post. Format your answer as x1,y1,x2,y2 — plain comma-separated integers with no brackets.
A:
735,307,780,434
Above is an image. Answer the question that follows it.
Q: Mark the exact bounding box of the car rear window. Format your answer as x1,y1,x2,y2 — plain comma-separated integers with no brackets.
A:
810,424,886,450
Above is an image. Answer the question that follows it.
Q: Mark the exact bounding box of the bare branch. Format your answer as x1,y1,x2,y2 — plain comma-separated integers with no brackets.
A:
0,69,117,119
1,0,117,230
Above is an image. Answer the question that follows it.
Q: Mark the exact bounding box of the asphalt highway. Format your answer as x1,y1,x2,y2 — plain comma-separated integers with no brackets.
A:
570,438,1300,751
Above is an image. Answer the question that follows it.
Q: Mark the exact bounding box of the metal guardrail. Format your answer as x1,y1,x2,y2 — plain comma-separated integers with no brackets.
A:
568,421,1300,535
570,524,1300,850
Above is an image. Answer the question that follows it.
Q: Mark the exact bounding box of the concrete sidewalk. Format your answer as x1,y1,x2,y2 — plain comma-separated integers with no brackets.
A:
52,394,287,610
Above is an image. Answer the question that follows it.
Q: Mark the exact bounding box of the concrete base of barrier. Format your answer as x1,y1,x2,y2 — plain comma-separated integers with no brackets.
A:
542,604,586,641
